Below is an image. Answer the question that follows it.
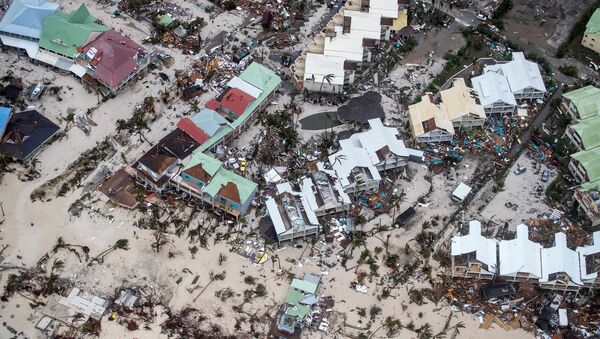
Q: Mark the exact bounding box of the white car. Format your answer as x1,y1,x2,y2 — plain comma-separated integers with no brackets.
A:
477,13,487,21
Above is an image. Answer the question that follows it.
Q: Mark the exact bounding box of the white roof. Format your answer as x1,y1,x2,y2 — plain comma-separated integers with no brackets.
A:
451,220,497,271
498,224,542,278
301,177,320,212
348,118,409,164
304,53,345,85
0,35,39,58
540,232,582,285
576,231,600,281
329,145,381,187
484,52,546,94
266,197,287,236
264,168,282,183
324,33,364,62
344,10,382,40
368,0,399,18
227,76,262,99
452,182,472,200
471,71,517,108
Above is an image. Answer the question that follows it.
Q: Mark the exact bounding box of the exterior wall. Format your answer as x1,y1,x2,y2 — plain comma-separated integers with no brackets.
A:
560,99,580,121
452,115,485,130
450,257,494,280
0,31,39,42
277,225,319,243
513,87,544,101
582,32,600,54
416,129,453,143
564,126,584,151
303,79,344,94
501,273,540,283
574,189,600,224
344,178,379,194
568,158,588,183
583,278,600,289
181,172,206,188
484,100,517,115
539,280,582,292
376,155,408,171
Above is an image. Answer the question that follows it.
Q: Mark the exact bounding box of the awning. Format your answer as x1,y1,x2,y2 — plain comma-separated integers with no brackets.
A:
0,35,39,58
34,50,86,78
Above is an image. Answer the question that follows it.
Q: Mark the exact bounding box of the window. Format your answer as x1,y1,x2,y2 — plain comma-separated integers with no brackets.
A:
220,197,227,204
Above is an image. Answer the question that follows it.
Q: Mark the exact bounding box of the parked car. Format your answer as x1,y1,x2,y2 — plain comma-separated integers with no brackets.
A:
246,145,256,160
477,13,487,21
514,164,527,175
541,170,549,182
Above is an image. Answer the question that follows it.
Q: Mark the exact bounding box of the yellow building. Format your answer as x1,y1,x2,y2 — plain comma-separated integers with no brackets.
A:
582,8,600,54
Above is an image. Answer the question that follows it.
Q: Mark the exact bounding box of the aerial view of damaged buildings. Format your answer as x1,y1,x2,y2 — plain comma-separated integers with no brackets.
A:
1,0,600,337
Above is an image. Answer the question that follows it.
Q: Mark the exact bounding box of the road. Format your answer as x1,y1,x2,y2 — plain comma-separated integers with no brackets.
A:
507,87,563,160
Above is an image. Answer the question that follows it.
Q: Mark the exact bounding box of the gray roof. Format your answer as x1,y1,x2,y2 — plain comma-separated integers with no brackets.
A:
0,0,59,39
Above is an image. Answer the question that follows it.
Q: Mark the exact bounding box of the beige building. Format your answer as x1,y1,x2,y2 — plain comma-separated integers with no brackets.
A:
408,78,486,143
582,8,600,54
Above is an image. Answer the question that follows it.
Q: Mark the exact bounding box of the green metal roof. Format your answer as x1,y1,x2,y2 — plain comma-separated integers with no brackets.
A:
563,86,600,121
572,147,600,183
39,4,107,57
290,278,317,294
570,117,600,150
285,288,304,305
581,179,600,192
196,62,281,152
158,14,175,26
182,152,222,176
202,167,257,203
586,8,600,34
285,304,311,319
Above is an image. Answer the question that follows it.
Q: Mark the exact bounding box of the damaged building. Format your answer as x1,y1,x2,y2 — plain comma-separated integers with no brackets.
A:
409,78,486,143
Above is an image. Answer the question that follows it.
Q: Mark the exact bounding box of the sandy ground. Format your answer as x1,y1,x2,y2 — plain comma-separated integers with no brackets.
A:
480,154,556,227
0,1,541,338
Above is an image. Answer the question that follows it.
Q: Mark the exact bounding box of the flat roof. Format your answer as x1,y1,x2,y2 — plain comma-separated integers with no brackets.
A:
323,33,364,62
304,53,345,85
344,10,383,40
368,0,399,18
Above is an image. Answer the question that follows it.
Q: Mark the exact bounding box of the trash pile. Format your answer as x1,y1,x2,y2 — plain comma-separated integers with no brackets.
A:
209,0,304,32
422,105,542,167
439,278,600,338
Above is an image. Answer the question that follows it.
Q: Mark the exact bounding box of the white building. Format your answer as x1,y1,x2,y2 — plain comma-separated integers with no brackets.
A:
266,182,320,244
328,118,420,193
343,10,388,41
471,71,518,115
323,30,368,62
498,224,543,282
540,232,583,292
484,52,547,101
303,53,352,94
451,220,497,280
576,231,600,289
301,169,351,216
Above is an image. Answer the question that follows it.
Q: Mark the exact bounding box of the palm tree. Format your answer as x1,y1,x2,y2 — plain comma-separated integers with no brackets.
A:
44,259,65,295
53,236,90,262
318,73,335,100
88,239,129,266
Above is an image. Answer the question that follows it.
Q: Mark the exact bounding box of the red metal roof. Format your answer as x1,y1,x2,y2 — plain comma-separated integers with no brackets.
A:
82,29,145,90
177,117,210,144
205,87,255,117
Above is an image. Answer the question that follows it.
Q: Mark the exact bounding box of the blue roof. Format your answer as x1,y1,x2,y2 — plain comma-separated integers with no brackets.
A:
0,0,59,39
190,108,230,137
0,106,12,137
